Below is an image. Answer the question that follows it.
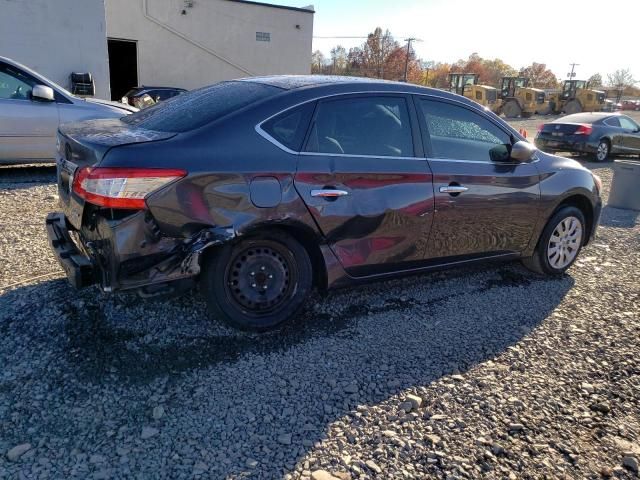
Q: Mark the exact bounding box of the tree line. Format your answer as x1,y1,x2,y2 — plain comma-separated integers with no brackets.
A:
311,27,639,95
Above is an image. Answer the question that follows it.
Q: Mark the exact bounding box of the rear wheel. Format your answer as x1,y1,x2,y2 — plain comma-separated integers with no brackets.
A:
503,100,522,118
201,231,313,331
522,206,585,275
593,139,610,162
564,100,582,114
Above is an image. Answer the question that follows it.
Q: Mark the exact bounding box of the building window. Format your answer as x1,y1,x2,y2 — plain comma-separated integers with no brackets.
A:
256,32,271,42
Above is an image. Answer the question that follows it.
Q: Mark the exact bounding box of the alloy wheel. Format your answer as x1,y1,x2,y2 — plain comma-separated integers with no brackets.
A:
547,216,583,269
596,142,609,161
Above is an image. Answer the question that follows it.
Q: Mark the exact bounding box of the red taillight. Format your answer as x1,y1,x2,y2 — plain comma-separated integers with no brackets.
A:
537,124,545,133
574,124,593,135
72,167,187,210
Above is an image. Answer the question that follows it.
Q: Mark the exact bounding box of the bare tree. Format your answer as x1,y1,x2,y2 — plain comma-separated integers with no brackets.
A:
606,68,636,88
330,45,348,75
311,50,326,74
587,73,603,87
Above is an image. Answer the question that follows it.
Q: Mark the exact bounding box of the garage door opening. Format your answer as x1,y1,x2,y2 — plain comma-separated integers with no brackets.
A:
107,38,138,101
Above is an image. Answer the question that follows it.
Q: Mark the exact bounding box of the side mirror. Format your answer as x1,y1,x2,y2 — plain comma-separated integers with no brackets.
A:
32,84,55,102
510,140,538,162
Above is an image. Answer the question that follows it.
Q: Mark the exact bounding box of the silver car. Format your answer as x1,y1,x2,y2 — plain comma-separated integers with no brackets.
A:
0,56,137,165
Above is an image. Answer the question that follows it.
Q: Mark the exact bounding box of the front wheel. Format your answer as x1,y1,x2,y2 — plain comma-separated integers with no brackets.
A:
522,206,586,275
200,231,313,331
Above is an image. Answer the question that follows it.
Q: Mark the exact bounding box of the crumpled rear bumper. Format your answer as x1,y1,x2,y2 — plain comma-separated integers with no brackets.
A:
45,212,96,289
46,210,236,293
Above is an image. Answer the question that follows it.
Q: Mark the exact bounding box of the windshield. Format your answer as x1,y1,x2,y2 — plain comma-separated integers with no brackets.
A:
121,81,282,133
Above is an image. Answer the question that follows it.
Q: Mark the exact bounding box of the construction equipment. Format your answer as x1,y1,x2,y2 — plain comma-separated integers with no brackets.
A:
548,80,606,114
498,76,550,118
448,73,502,114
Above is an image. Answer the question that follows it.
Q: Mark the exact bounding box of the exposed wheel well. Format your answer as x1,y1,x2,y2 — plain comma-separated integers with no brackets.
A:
554,195,594,245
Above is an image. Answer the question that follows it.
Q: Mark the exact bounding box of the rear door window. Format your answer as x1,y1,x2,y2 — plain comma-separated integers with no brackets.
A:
304,96,415,157
261,103,314,152
419,99,512,162
122,81,282,132
604,117,621,127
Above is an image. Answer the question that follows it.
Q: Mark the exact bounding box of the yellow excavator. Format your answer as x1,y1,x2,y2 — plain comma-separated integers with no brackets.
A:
548,80,606,114
498,77,550,118
448,73,502,114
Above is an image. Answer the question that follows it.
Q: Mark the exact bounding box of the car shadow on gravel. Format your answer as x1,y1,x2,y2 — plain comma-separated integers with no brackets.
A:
2,263,574,386
0,263,575,477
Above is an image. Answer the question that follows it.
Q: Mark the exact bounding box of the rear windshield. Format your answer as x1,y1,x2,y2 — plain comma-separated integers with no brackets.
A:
121,81,282,133
124,88,141,98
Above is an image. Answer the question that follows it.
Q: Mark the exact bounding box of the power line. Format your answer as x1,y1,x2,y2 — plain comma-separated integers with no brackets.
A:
313,36,369,39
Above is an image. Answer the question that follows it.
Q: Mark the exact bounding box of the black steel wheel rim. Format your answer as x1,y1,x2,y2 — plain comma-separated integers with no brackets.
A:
224,242,296,315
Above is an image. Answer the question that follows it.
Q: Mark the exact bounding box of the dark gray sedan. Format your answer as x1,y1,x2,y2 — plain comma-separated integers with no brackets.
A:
46,76,603,331
536,112,640,162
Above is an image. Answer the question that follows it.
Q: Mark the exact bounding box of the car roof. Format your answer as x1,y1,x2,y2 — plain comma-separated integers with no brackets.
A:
236,74,465,100
553,112,618,124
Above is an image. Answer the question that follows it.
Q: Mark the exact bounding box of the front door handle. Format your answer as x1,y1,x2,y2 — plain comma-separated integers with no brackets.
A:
311,189,349,198
439,185,469,194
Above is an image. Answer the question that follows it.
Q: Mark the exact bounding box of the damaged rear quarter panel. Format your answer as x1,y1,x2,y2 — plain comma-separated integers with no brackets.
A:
97,109,332,285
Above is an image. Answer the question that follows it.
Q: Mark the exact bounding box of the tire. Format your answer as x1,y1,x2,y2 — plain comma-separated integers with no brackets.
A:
564,100,582,114
521,111,533,118
536,103,552,115
503,100,522,118
200,231,313,331
593,139,610,162
522,206,586,276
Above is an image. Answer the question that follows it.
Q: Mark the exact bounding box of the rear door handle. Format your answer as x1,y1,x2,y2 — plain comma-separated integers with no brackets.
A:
439,185,469,194
311,189,349,198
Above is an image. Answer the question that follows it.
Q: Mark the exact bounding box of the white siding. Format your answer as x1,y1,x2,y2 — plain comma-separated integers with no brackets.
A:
105,0,314,90
0,0,111,99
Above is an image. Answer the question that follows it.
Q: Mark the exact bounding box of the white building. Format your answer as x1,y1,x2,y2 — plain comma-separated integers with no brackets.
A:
0,0,112,98
0,0,314,100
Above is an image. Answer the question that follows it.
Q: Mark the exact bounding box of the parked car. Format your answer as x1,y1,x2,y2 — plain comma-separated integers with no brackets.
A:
620,100,640,111
535,112,640,162
121,86,186,109
47,76,602,331
0,56,136,165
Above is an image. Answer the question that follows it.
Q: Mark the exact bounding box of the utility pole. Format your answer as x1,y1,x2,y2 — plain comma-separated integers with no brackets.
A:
403,38,416,82
567,63,580,79
403,38,421,82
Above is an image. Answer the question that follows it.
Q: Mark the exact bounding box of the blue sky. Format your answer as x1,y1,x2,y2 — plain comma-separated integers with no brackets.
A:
270,0,639,83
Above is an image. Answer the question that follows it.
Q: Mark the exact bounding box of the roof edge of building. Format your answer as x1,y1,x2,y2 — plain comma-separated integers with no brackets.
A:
224,0,314,14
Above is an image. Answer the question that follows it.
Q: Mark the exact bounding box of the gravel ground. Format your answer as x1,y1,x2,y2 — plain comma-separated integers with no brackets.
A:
1,150,639,479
